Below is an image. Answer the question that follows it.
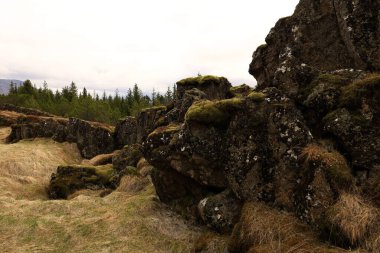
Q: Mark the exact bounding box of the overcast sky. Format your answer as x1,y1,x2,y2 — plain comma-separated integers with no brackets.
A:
0,0,299,94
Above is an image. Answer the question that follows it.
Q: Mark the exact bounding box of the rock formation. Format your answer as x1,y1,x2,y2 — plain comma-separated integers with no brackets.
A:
1,0,380,251
139,1,380,251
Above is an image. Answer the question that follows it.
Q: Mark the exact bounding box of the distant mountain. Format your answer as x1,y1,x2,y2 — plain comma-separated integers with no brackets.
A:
0,79,23,95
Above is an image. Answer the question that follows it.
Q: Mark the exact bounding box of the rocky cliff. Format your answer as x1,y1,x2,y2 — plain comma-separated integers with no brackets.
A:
139,1,380,252
1,1,379,251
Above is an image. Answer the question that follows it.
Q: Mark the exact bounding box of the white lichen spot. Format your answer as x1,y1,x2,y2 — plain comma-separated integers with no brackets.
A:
253,155,259,161
199,198,208,208
306,193,312,201
181,147,186,152
301,63,307,67
217,214,222,220
214,207,219,212
347,26,353,32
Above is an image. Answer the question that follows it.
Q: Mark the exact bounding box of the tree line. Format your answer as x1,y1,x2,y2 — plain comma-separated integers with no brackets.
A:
0,80,176,125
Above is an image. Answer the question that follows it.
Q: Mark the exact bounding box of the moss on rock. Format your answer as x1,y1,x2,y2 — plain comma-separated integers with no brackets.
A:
185,98,244,125
247,91,266,102
229,84,254,97
340,73,380,108
147,123,181,139
48,164,114,199
176,75,224,87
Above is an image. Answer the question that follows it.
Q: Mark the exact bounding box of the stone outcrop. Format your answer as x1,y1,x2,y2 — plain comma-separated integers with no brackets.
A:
114,117,137,148
250,0,380,98
136,106,167,143
141,2,380,245
65,118,115,159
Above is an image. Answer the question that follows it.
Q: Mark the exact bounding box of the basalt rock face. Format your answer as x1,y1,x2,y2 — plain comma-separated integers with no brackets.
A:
142,83,322,232
250,0,380,98
1,107,116,159
114,117,137,148
65,118,115,159
143,74,379,247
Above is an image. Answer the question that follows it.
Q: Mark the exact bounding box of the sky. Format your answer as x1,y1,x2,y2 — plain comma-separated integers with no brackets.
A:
0,0,299,94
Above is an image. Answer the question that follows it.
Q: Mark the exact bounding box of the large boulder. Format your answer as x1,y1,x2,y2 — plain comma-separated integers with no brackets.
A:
250,0,380,98
48,164,115,199
176,75,232,101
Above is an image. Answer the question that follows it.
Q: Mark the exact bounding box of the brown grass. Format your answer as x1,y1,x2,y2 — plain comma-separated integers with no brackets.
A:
81,151,117,166
229,202,350,253
116,175,151,194
0,127,82,200
0,129,211,252
324,193,379,246
300,144,353,189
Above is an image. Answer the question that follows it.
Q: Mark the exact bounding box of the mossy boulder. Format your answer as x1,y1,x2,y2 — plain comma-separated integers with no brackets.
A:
229,84,254,97
323,108,380,170
48,164,115,199
247,91,266,102
340,74,380,109
185,98,244,126
112,144,143,173
176,75,232,101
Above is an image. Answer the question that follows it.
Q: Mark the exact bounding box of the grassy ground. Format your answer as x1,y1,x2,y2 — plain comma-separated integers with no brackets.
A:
0,127,204,253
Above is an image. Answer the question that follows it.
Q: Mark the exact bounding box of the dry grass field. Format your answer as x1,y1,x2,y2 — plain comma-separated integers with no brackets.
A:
0,127,206,253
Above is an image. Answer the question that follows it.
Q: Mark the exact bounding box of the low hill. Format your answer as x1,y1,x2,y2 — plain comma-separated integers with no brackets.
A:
0,79,23,95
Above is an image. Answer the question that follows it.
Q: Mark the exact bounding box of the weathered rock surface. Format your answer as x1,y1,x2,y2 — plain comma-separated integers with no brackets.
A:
136,106,167,143
250,0,380,98
0,106,117,159
65,118,115,159
114,116,137,148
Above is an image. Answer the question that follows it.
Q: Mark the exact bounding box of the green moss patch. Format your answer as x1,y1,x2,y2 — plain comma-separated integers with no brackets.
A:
247,91,266,102
140,105,167,113
229,84,254,97
48,164,115,199
185,98,245,125
148,123,181,139
340,74,380,108
176,75,225,86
